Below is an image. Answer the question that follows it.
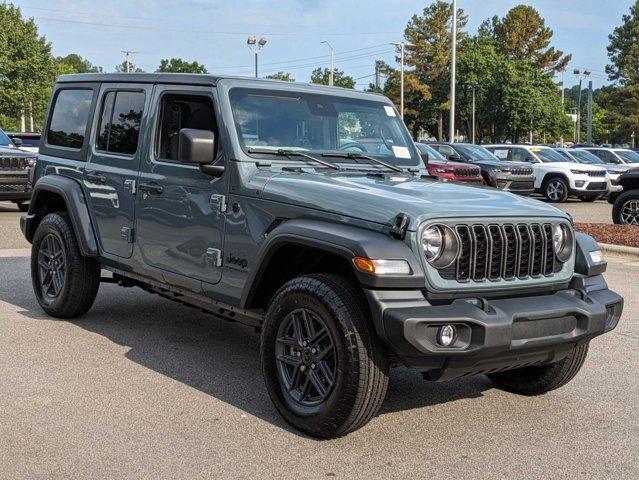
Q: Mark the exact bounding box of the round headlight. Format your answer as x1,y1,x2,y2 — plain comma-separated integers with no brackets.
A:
553,223,573,263
421,224,460,269
421,226,443,261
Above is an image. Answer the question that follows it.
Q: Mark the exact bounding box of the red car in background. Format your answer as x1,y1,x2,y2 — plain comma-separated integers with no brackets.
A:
415,142,483,184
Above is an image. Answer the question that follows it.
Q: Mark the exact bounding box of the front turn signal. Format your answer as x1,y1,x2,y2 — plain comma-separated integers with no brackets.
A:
352,257,411,275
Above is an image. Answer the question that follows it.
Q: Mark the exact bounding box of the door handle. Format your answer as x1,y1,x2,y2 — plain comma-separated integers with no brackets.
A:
86,170,107,184
139,182,164,195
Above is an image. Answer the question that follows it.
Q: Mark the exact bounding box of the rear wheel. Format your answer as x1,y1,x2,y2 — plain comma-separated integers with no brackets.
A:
487,343,589,395
31,212,100,318
544,177,569,203
612,191,639,225
261,274,389,438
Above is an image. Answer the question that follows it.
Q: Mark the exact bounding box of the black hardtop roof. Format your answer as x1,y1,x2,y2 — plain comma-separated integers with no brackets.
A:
55,73,386,98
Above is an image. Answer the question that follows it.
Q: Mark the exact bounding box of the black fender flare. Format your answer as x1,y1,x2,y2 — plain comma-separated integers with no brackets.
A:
574,231,606,277
23,175,98,257
240,219,425,308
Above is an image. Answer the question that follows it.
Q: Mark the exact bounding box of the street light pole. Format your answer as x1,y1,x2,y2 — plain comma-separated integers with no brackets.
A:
390,42,412,118
247,36,267,78
321,41,334,86
121,50,138,73
449,0,458,143
471,86,476,144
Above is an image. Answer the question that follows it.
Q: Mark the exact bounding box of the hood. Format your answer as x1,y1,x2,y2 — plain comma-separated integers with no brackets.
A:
0,145,35,158
475,159,528,169
539,162,605,171
261,170,568,229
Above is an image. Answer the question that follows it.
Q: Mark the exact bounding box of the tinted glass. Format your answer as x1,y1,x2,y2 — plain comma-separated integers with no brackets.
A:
614,149,639,163
156,94,216,161
454,144,497,161
96,91,145,155
531,147,565,162
415,143,446,161
47,89,93,149
229,88,420,167
571,149,604,164
555,149,574,161
511,148,529,162
0,129,12,147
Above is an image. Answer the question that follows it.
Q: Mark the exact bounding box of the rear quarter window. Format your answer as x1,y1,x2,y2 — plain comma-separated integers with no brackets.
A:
47,89,94,149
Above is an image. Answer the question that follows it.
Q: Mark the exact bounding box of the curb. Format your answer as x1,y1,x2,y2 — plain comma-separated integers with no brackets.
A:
599,243,639,261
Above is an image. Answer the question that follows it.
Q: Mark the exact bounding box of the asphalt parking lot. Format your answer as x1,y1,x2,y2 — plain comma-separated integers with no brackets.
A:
1,200,637,479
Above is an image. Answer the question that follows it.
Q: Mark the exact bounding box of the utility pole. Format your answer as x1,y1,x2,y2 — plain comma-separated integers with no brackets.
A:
121,50,138,73
449,0,458,142
471,86,476,144
374,61,381,90
247,36,267,78
587,80,593,145
390,42,412,118
321,41,334,86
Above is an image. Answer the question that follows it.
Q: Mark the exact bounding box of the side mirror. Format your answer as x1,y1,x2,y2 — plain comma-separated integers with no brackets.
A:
178,128,224,177
11,137,22,147
449,154,461,161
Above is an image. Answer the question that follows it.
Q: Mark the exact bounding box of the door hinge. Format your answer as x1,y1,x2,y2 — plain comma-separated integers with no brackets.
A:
121,227,134,243
210,194,227,213
206,248,223,267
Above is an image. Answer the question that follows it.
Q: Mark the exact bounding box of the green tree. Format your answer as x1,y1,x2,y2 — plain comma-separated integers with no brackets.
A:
56,54,102,74
0,4,58,126
310,67,355,89
157,57,208,74
265,71,295,82
485,5,571,72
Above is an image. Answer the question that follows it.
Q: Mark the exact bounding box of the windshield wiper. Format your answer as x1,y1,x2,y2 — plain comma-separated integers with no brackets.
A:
248,148,340,170
321,151,404,173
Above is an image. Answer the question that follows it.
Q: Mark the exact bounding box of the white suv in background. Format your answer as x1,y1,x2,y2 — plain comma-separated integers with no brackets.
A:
484,144,609,202
584,147,639,168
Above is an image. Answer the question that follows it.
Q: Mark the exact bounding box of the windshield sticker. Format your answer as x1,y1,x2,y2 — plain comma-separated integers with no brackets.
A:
384,106,396,117
494,149,509,159
392,146,411,159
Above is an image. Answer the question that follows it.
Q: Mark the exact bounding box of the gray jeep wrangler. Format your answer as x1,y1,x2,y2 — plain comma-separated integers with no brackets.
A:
21,74,623,438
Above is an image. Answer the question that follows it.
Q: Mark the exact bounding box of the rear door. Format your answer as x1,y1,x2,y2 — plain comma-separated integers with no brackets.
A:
83,83,152,258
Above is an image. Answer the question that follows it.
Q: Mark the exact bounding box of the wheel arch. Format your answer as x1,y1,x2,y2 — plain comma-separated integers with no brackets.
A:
540,171,570,188
240,219,424,310
22,175,98,257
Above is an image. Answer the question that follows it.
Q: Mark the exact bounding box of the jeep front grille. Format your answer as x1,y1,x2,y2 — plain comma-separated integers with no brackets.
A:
453,168,478,178
446,223,556,282
511,168,533,176
0,157,28,169
587,170,606,177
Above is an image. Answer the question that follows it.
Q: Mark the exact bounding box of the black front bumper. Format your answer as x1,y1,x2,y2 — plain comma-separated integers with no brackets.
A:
365,276,623,381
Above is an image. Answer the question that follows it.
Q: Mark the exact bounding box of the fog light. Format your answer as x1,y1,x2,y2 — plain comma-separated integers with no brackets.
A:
438,325,457,347
575,180,586,187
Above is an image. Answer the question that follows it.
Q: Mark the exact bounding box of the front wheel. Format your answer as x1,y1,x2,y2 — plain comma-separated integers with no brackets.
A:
487,343,589,395
31,212,101,318
544,178,569,203
261,274,389,438
612,191,639,225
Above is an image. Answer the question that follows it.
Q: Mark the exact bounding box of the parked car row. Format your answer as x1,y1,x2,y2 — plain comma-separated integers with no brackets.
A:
0,128,38,211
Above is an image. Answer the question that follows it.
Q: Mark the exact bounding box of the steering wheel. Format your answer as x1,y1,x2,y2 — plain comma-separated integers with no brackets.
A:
338,142,368,152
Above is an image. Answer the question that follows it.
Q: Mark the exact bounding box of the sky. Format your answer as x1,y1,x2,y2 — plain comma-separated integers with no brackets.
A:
14,0,633,89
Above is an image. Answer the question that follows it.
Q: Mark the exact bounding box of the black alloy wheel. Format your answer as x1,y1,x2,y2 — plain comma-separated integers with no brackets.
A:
37,233,66,299
275,308,337,407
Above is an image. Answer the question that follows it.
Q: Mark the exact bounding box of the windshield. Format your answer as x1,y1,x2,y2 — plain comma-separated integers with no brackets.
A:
0,129,13,147
615,149,639,163
531,147,566,163
229,88,420,167
572,149,604,164
454,144,497,161
415,143,446,161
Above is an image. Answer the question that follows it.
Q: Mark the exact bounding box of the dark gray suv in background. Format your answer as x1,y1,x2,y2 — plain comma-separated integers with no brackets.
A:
21,74,623,438
0,128,36,211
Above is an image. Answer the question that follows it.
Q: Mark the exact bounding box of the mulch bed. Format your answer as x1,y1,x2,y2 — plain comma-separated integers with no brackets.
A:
574,223,639,249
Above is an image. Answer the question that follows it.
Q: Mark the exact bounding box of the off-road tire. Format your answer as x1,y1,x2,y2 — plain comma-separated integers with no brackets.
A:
31,212,100,318
487,343,589,395
612,190,639,225
261,274,389,439
543,177,569,203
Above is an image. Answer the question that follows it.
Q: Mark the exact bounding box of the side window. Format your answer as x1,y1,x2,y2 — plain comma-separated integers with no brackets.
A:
511,148,528,162
155,94,216,162
47,89,93,149
437,145,455,157
96,91,145,155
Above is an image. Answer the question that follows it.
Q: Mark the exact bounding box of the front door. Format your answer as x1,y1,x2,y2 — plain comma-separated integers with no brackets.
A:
134,85,226,285
84,84,152,258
